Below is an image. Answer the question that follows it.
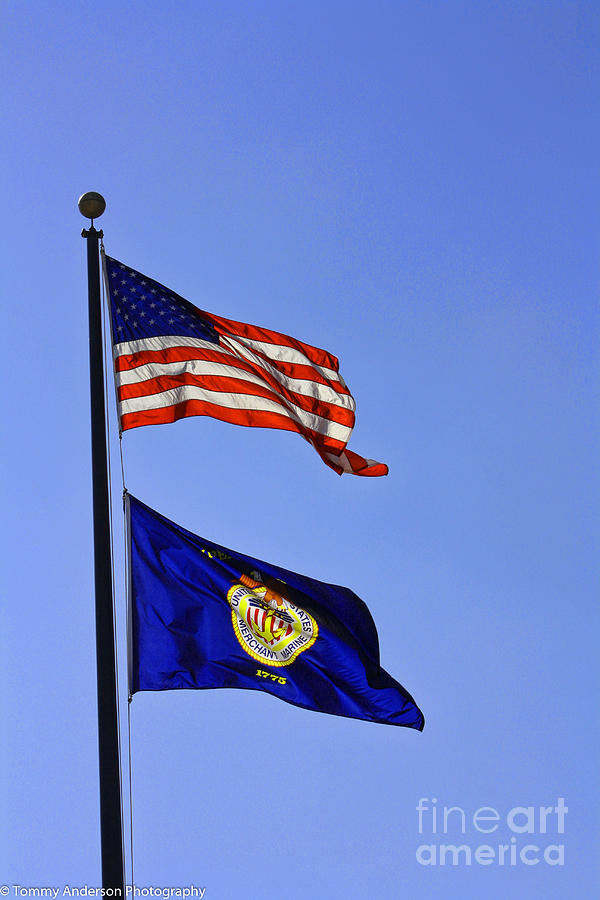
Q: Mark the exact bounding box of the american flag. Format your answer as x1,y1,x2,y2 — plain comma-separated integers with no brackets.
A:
104,254,388,476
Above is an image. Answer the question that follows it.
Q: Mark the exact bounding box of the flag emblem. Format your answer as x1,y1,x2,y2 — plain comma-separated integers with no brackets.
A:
227,573,318,666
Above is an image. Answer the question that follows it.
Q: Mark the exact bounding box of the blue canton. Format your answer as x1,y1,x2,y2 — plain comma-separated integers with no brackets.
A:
105,255,219,346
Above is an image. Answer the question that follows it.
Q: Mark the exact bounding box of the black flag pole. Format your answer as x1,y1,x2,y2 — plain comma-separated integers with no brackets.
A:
79,192,125,891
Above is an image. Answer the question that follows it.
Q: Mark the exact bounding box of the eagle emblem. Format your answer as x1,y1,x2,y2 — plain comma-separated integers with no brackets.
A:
227,572,317,666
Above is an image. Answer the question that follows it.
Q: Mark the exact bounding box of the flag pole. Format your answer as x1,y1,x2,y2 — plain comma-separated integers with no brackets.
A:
79,192,125,891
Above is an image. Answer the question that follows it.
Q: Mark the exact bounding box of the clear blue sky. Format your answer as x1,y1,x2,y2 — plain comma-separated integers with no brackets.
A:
1,1,598,897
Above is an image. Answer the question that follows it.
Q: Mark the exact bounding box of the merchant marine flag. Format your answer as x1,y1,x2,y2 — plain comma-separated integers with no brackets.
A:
128,494,424,730
104,254,387,476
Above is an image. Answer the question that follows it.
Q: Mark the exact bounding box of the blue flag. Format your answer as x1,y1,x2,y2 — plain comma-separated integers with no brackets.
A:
129,495,424,730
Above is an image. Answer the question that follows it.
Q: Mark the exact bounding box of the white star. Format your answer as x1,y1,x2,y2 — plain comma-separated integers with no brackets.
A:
121,280,127,285
149,319,155,325
159,310,166,316
117,325,123,332
150,302,156,309
168,318,175,324
116,307,121,314
151,288,157,294
140,311,146,318
132,321,138,328
124,313,129,320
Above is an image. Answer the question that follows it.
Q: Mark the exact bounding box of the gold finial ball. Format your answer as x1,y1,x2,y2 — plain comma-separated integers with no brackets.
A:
78,191,106,220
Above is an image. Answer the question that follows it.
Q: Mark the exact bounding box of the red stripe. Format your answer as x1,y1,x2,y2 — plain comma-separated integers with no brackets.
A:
118,373,355,430
224,341,353,396
115,343,352,397
343,448,389,476
318,447,389,477
234,358,355,423
199,310,341,371
115,345,231,372
119,372,288,405
120,398,347,454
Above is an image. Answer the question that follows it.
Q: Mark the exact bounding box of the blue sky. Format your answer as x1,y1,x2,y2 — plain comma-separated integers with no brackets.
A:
1,1,598,897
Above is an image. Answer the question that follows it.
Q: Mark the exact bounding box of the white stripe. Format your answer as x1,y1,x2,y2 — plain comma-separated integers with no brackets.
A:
325,451,353,473
114,335,227,359
325,451,382,473
113,333,342,389
117,356,354,413
220,334,342,384
120,384,353,442
113,334,348,394
219,336,354,412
